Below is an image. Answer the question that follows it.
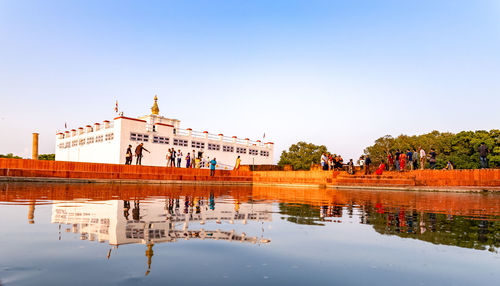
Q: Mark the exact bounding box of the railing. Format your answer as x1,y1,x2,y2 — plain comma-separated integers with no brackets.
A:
175,128,265,147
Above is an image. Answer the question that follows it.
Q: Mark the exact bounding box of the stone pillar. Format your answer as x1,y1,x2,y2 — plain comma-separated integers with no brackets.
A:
32,133,39,160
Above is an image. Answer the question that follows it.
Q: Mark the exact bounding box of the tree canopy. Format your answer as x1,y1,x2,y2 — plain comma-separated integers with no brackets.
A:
364,130,500,169
278,141,328,170
39,154,55,161
0,153,22,159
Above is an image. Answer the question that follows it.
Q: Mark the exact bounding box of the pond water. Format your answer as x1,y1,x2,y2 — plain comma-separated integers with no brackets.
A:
0,182,499,285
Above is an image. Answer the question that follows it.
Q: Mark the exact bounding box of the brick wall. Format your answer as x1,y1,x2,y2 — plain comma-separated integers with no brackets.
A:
1,158,499,188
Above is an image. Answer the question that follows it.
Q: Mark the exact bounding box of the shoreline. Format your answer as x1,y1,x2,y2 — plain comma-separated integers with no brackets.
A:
1,158,499,193
1,175,499,193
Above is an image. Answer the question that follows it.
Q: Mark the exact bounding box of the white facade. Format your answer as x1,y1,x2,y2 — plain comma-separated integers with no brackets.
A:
55,99,274,168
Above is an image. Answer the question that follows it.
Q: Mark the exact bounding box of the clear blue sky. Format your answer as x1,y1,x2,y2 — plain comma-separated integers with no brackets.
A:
1,0,499,161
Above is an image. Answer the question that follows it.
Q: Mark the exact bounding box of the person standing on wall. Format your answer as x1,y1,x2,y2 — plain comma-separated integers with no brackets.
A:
347,159,354,175
234,156,241,171
166,149,172,167
125,145,133,165
170,149,176,167
394,149,401,171
478,142,489,169
412,149,419,170
185,152,191,168
177,149,182,168
364,155,372,175
429,148,437,169
210,158,217,176
135,143,150,165
387,152,394,171
419,147,426,170
399,151,406,171
191,150,196,168
321,153,327,170
406,149,413,171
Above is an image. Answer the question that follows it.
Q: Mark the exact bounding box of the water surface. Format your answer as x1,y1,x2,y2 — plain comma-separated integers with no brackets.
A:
1,183,499,285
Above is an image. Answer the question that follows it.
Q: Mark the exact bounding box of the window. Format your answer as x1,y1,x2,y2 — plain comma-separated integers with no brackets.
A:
130,132,149,142
174,138,188,147
208,143,220,151
65,142,70,148
105,133,114,141
87,137,94,144
58,143,65,149
223,145,234,152
191,141,205,149
249,149,258,155
153,136,169,144
96,135,104,142
236,147,247,154
72,140,78,147
79,139,86,146
260,150,270,157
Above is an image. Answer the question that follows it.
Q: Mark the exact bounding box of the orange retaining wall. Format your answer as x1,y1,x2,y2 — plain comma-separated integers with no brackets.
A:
1,158,499,189
0,158,253,183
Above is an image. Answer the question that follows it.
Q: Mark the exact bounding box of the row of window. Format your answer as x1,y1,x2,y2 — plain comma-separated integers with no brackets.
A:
153,136,169,144
130,133,149,142
174,139,189,147
58,134,113,148
192,141,205,149
208,143,220,151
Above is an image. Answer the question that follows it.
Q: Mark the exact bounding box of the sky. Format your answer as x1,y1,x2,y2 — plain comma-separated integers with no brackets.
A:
0,0,499,162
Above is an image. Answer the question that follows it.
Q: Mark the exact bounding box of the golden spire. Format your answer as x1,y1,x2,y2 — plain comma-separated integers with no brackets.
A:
151,95,159,115
145,243,154,276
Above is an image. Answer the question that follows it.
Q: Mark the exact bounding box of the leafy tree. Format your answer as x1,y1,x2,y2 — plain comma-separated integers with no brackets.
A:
364,129,500,169
278,141,328,170
39,154,55,161
0,153,22,159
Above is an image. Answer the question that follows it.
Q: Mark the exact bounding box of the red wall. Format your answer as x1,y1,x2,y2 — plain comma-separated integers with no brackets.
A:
1,158,499,188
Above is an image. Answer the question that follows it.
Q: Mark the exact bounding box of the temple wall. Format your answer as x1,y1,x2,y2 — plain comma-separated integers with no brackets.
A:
1,158,499,189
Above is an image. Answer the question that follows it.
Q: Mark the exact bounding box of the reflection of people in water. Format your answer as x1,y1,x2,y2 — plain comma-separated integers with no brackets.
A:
234,199,240,213
478,220,489,243
133,201,140,221
123,201,130,220
209,193,215,210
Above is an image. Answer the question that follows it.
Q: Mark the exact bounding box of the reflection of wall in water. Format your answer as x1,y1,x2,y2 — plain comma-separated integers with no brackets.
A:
51,198,272,245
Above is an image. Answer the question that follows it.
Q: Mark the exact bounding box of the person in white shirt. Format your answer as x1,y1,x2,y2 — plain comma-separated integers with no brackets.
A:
419,147,426,170
321,153,327,170
177,149,182,168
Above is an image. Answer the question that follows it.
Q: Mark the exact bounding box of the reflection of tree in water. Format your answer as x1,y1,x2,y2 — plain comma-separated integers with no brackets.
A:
278,203,325,226
366,207,500,252
279,202,500,252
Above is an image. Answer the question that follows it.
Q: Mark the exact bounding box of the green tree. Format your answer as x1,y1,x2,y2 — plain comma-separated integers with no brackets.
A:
39,154,55,160
0,153,22,159
364,129,500,169
278,141,328,170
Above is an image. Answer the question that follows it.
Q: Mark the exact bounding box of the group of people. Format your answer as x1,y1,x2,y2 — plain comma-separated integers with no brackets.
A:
320,153,346,171
124,144,245,176
385,147,438,171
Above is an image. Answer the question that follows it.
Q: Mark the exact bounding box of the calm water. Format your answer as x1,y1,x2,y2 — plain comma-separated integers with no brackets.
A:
1,183,499,285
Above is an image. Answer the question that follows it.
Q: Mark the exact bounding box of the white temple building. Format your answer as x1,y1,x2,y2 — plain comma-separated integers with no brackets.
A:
55,96,274,168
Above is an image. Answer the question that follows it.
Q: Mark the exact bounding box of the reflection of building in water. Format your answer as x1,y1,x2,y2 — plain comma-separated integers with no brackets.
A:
52,197,272,275
51,197,272,246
